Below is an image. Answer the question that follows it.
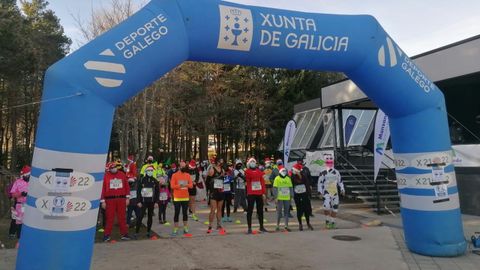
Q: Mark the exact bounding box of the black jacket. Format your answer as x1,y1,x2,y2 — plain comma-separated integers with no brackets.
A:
137,176,160,203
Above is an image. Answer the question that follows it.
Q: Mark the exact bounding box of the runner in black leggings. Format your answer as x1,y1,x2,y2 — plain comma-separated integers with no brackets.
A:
245,158,268,234
135,166,159,238
292,163,314,231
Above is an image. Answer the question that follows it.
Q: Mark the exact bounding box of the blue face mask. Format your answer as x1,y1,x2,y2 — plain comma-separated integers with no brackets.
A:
146,171,153,177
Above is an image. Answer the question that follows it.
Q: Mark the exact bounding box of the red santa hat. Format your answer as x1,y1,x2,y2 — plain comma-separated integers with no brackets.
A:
20,165,31,176
147,155,154,161
247,158,257,164
145,165,155,171
292,163,303,173
171,163,177,169
105,162,116,171
188,160,196,169
128,154,135,162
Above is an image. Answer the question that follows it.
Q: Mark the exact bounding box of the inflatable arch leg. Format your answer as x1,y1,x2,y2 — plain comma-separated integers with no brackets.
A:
17,0,466,269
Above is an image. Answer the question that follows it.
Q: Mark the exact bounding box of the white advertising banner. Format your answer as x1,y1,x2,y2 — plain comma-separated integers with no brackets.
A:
374,109,390,182
452,145,480,167
283,120,296,170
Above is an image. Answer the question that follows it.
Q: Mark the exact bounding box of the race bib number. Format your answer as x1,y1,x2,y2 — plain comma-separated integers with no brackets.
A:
110,179,123,189
223,184,231,192
252,181,262,191
214,179,224,189
237,181,245,189
130,190,137,199
294,184,306,194
326,182,337,194
279,187,290,196
179,180,187,189
159,192,168,201
141,188,153,198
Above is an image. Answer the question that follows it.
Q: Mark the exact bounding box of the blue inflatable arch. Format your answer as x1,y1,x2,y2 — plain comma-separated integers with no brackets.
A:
17,0,466,269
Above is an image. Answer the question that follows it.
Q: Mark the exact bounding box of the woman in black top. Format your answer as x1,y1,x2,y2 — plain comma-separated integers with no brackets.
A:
206,157,225,233
135,166,159,238
291,163,314,231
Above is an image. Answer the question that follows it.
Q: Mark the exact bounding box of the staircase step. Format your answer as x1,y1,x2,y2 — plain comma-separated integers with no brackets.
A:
346,184,397,189
351,189,399,194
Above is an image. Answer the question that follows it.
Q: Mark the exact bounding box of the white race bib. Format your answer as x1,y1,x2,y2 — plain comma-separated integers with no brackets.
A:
326,182,337,194
110,179,123,189
294,184,306,194
237,179,245,189
252,181,262,191
223,183,231,192
130,190,137,199
179,180,188,189
279,187,290,196
159,192,168,201
141,188,153,198
214,179,224,189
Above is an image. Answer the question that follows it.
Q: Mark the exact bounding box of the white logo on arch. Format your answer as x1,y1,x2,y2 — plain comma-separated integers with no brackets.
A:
84,49,126,88
378,37,403,68
217,5,253,51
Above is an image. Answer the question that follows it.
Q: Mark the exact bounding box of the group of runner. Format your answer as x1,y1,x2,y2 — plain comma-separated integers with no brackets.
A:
5,153,345,242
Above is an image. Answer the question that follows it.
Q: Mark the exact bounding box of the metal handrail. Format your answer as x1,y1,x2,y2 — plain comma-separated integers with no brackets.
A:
334,150,376,197
448,113,480,142
335,150,397,214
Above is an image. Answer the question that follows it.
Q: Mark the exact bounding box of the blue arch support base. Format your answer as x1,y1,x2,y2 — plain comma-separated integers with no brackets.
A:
17,0,466,269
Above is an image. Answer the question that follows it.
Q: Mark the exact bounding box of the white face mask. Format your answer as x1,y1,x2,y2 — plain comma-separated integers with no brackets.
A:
110,168,118,174
146,171,154,177
280,171,287,177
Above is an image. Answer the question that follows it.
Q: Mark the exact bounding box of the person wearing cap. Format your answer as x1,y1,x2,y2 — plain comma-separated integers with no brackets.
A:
10,165,31,238
101,162,131,242
155,163,166,178
188,159,200,221
140,155,158,177
297,159,315,218
292,163,314,231
273,167,293,232
233,159,247,213
135,165,160,238
170,160,193,236
318,154,345,229
206,156,226,233
221,162,234,222
245,158,268,234
263,158,274,212
157,176,171,224
125,155,139,227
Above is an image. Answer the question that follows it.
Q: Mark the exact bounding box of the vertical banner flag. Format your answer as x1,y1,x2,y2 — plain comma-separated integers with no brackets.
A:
283,120,296,170
344,115,357,146
374,109,390,182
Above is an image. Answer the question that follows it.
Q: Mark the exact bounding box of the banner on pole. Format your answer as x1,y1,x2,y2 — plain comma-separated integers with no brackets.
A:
283,120,296,170
374,109,390,182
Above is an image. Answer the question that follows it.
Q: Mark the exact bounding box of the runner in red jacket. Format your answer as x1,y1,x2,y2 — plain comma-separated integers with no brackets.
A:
101,162,131,242
245,158,268,234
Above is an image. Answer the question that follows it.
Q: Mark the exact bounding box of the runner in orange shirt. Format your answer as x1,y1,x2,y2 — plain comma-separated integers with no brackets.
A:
170,160,193,236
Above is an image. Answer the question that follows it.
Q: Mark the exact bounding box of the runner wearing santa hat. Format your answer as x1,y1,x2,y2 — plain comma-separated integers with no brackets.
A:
101,162,131,242
245,158,268,234
125,154,139,227
273,167,293,232
10,165,31,238
292,163,314,231
188,159,200,221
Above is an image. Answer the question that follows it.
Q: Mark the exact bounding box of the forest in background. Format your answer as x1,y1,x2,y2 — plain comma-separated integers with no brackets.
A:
0,0,344,173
